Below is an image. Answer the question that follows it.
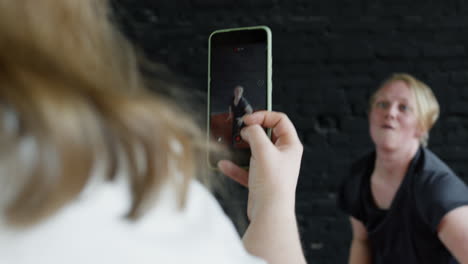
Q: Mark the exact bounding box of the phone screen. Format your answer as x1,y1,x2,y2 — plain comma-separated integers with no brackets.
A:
209,27,270,168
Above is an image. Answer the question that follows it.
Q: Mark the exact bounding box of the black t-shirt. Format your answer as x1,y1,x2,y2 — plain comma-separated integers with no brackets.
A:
338,147,468,264
231,96,250,120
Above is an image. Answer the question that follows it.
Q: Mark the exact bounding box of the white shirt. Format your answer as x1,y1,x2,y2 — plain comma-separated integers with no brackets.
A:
0,179,266,264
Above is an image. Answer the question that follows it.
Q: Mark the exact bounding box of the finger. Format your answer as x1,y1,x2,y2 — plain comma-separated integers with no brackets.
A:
241,124,274,157
243,111,300,147
217,160,248,187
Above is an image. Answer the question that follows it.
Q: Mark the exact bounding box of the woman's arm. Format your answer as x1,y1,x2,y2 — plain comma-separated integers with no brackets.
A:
218,111,306,264
226,106,232,121
438,205,468,264
349,217,371,264
245,104,253,115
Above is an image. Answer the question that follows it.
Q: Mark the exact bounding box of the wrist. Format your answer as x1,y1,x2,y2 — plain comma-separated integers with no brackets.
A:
248,195,297,222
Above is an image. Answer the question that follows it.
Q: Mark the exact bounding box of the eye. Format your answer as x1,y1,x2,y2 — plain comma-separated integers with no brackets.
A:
375,101,389,109
399,104,409,112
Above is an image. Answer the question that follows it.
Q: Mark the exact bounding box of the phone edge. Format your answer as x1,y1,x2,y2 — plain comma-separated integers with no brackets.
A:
207,25,273,171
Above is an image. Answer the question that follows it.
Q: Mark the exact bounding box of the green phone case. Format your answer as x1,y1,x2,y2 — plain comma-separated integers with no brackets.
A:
207,26,272,170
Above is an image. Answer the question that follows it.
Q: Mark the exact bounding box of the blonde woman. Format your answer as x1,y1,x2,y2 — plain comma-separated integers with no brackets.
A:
339,74,468,264
0,1,306,264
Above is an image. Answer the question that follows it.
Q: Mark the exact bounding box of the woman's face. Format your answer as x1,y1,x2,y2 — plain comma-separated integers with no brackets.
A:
234,86,243,98
369,80,422,151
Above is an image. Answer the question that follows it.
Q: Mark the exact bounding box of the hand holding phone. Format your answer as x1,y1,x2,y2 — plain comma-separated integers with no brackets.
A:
217,111,303,220
219,111,306,264
207,26,272,169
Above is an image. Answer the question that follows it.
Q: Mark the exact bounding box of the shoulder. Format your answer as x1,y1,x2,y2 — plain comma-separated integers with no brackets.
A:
240,96,250,104
0,179,266,264
146,180,268,263
413,148,468,230
337,151,374,219
139,180,266,263
340,151,374,196
415,148,464,191
419,148,454,176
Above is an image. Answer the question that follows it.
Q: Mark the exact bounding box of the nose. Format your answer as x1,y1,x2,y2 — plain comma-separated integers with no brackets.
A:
384,104,398,119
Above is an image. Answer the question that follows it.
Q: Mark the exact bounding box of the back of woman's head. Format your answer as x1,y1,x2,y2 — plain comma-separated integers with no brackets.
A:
0,0,209,227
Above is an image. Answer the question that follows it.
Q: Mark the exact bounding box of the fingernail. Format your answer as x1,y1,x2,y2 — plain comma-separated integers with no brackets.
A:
248,112,259,119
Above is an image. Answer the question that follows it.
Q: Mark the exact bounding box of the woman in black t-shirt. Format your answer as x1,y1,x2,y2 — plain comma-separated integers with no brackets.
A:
227,85,253,146
338,73,468,264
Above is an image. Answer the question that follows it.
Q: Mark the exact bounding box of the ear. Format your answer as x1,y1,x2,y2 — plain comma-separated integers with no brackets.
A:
415,124,427,141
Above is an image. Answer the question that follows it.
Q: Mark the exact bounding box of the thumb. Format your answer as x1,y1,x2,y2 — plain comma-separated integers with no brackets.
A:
241,124,273,158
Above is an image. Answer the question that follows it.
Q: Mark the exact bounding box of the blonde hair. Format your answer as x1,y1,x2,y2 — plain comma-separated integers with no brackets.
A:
0,0,214,227
369,73,440,146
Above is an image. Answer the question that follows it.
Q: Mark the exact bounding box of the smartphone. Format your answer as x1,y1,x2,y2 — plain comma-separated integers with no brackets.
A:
207,26,272,169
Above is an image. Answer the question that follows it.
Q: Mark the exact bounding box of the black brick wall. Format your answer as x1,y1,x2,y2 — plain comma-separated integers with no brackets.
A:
112,1,468,263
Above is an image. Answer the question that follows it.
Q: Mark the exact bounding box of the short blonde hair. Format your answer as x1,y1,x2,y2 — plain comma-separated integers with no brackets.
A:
369,73,440,147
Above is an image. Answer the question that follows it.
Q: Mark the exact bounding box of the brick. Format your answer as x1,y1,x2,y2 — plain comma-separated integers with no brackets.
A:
328,134,351,148
291,116,317,131
318,115,340,134
236,0,275,8
275,62,327,77
427,72,452,84
435,145,468,162
422,44,465,58
330,42,375,61
441,59,468,71
448,101,468,115
452,71,468,84
145,0,192,9
341,116,369,133
283,1,338,16
462,1,468,13
371,61,415,78
339,75,375,88
191,0,236,8
459,86,468,99
304,133,328,147
330,21,370,34
368,4,420,16
428,125,444,146
286,16,330,32
427,16,468,30
375,44,420,58
330,62,372,75
349,135,373,151
399,16,428,31
279,44,330,62
414,62,441,74
447,128,468,145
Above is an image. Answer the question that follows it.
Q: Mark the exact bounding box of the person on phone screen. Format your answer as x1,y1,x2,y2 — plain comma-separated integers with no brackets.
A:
338,73,468,264
227,85,253,146
0,1,306,264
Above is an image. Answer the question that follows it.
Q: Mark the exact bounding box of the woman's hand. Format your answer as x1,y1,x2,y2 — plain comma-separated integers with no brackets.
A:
218,111,303,220
218,111,306,264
